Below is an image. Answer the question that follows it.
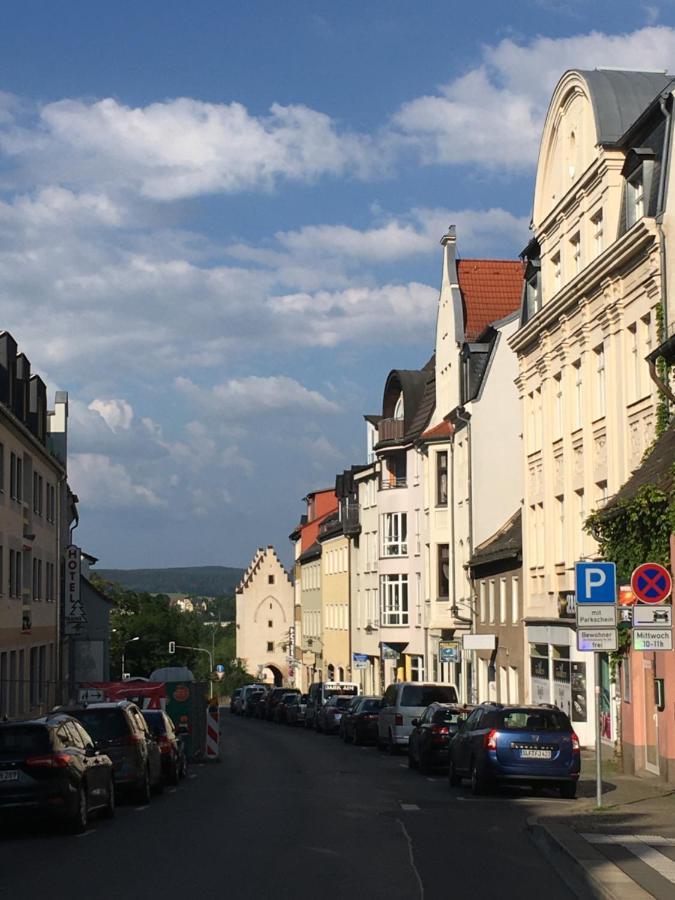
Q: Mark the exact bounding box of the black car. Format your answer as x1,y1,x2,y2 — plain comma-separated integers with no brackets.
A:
408,703,470,774
264,688,300,721
141,710,187,785
274,693,300,724
246,691,267,718
341,696,381,745
316,695,353,734
0,715,115,833
62,701,163,803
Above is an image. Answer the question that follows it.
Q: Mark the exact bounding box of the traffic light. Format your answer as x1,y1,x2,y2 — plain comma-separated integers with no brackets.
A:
168,641,176,654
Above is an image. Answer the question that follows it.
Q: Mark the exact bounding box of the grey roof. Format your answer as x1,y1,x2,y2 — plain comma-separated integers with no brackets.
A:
468,509,522,568
578,69,673,145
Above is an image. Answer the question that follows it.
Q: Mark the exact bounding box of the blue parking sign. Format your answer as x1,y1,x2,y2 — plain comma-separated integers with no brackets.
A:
575,562,616,604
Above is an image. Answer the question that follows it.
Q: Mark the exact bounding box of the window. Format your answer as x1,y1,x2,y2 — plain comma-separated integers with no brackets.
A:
438,544,450,599
552,252,562,293
479,580,486,623
511,577,519,624
0,547,3,596
488,579,495,624
0,443,3,491
499,578,506,624
267,620,273,628
509,667,519,704
626,168,644,227
382,512,407,556
46,562,54,603
266,642,274,652
33,473,43,516
554,374,563,439
409,656,424,683
380,574,409,626
573,361,583,428
268,574,275,585
575,490,585,559
416,572,422,626
592,210,604,256
556,496,565,563
595,344,606,418
570,232,581,275
46,484,56,523
596,481,608,509
9,550,22,598
436,451,448,506
526,269,542,317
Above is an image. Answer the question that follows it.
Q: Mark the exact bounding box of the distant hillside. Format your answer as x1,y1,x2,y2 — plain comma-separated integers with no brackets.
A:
95,565,244,597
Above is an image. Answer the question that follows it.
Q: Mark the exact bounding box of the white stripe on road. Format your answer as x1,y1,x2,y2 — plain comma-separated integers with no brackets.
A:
582,834,675,884
400,803,420,811
134,805,149,812
397,818,425,899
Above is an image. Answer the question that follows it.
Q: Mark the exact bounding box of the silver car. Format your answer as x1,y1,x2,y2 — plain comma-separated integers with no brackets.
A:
377,682,458,753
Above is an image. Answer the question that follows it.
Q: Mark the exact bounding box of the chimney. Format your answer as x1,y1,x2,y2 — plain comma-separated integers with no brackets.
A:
28,375,47,443
0,332,17,409
14,353,31,423
47,391,69,466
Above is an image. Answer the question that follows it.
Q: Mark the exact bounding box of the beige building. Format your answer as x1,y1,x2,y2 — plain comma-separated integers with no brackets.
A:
235,546,294,686
318,518,350,682
0,331,70,718
510,68,674,744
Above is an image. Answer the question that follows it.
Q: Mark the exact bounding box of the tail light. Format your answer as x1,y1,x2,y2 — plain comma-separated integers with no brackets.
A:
431,725,449,742
364,714,378,720
26,753,73,768
395,714,403,726
571,732,580,753
157,736,173,754
484,729,498,751
117,733,143,746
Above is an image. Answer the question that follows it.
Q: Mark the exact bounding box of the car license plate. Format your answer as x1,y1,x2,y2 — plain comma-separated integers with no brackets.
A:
520,749,551,759
0,770,18,782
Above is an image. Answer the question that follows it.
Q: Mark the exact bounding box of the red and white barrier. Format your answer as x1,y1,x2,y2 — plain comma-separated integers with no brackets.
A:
206,704,220,760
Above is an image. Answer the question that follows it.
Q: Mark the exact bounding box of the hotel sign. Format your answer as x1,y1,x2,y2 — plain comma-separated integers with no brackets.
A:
64,544,87,635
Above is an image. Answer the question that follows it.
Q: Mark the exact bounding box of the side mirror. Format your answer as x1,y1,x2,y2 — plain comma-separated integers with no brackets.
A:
411,718,419,727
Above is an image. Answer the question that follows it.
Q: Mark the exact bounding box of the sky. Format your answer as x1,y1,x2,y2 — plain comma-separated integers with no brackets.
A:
1,1,675,570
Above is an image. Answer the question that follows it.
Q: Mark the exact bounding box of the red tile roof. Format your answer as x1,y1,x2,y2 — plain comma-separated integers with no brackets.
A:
420,420,453,442
457,259,524,341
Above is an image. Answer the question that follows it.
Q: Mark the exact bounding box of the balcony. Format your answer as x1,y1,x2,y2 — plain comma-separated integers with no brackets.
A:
380,477,407,490
342,504,361,535
378,417,404,443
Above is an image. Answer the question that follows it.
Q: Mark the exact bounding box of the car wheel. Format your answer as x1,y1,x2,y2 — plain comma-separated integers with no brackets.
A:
559,781,577,799
136,768,151,805
70,785,89,833
101,779,115,819
448,758,461,787
470,760,485,796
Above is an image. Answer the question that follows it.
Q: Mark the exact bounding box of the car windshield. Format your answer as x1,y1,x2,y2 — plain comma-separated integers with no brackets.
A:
331,697,353,709
141,712,166,735
0,725,50,755
496,709,570,732
360,699,382,712
400,685,458,707
69,709,128,741
432,709,462,724
282,695,297,703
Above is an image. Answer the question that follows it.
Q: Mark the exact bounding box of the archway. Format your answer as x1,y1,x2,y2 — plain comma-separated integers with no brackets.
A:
262,664,283,687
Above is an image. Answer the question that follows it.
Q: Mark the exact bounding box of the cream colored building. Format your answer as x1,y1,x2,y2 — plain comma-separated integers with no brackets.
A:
510,68,673,745
235,546,294,686
318,520,350,682
349,464,381,694
0,332,70,718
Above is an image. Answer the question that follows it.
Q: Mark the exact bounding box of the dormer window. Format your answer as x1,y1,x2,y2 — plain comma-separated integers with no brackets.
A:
393,392,404,420
626,169,644,227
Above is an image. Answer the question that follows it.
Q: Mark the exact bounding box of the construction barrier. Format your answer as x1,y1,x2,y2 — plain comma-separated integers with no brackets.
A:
205,702,220,760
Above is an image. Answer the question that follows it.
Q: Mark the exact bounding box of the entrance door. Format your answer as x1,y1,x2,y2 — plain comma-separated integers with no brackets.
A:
643,656,659,775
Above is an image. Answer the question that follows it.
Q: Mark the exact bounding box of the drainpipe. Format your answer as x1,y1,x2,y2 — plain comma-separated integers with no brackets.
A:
656,94,672,342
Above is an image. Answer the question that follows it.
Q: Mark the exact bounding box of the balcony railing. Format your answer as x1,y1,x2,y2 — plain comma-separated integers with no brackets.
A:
378,417,404,442
380,477,407,490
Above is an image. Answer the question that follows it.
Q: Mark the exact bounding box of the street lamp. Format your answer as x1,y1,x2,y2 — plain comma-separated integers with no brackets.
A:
121,636,140,680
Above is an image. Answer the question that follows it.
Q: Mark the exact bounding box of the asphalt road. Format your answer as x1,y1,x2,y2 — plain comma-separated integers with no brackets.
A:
1,713,576,900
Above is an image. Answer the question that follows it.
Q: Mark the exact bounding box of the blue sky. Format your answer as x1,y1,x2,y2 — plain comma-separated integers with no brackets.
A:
1,1,674,569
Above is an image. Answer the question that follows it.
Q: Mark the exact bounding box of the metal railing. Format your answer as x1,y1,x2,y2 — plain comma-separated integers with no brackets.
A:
379,477,407,490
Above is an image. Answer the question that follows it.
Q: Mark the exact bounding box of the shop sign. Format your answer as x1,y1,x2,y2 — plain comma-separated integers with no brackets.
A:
438,641,460,663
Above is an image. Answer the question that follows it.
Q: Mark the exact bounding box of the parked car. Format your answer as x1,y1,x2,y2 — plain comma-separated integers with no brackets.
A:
305,681,359,729
447,703,581,797
246,691,267,718
141,710,187,785
240,685,267,716
408,703,470,774
286,694,309,726
230,688,242,714
63,701,163,803
316,695,354,734
378,682,459,754
264,687,300,721
341,696,382,745
0,714,115,833
272,693,298,724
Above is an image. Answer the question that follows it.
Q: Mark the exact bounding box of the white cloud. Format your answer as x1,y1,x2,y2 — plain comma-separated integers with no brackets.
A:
69,453,165,509
175,375,341,416
88,398,134,432
389,25,675,170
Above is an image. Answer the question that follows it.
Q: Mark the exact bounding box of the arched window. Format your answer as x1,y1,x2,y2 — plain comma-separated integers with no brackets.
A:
393,391,404,420
338,666,345,681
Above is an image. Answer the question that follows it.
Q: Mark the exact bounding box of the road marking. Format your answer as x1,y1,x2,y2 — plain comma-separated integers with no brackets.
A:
582,834,675,884
188,774,198,779
76,830,94,838
399,764,408,769
134,805,149,812
400,803,420,811
397,818,425,899
426,778,436,782
168,788,177,794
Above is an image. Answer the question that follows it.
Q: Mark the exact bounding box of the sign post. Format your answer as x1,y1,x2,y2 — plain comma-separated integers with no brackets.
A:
575,561,617,808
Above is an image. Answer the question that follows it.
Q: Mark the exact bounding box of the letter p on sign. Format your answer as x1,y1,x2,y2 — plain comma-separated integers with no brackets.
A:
575,561,616,604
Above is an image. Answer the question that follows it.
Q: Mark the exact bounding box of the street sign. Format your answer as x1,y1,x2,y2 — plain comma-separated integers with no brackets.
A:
633,606,672,627
438,641,460,663
632,628,673,652
352,653,369,670
215,664,225,673
576,605,617,628
462,634,496,651
577,628,618,652
631,563,672,604
575,562,616,604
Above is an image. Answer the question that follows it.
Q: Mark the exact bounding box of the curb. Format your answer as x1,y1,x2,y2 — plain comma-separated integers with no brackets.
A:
528,818,653,900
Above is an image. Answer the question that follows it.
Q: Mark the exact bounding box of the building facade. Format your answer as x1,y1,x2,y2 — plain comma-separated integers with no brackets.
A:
510,68,674,744
318,517,350,682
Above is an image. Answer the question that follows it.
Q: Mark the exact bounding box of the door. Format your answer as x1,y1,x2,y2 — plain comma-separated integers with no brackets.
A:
643,657,659,775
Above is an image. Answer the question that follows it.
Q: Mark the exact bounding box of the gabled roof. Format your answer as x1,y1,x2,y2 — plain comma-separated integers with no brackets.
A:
577,69,674,145
236,546,292,593
457,260,524,341
468,509,522,568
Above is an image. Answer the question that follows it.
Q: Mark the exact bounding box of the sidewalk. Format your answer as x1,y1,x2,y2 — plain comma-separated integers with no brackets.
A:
530,748,675,899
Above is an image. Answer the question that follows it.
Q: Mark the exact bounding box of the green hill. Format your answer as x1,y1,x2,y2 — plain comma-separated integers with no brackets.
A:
95,565,244,597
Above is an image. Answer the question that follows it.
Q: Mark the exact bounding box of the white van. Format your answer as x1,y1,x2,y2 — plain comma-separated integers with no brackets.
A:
377,682,458,752
305,681,359,729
